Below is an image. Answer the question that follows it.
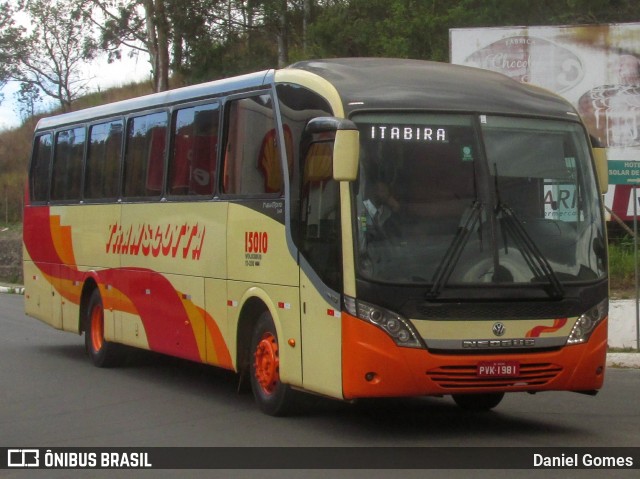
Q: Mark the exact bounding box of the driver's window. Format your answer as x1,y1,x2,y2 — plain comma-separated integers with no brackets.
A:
300,133,342,291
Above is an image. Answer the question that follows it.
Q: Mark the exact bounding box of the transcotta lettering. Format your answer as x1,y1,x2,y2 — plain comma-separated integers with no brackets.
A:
106,222,206,260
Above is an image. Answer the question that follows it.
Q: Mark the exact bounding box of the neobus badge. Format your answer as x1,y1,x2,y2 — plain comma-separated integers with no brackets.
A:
369,125,447,142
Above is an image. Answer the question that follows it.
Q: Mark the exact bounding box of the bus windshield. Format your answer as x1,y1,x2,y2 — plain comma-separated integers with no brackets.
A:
353,113,606,294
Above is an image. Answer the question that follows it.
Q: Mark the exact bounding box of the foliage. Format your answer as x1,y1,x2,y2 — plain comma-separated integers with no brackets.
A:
308,0,640,61
15,82,43,122
5,0,98,112
609,236,637,292
0,1,25,94
78,0,171,92
0,123,32,224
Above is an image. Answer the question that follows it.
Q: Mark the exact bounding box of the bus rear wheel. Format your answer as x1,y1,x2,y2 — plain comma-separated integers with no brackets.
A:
84,289,123,368
249,311,299,416
452,392,504,411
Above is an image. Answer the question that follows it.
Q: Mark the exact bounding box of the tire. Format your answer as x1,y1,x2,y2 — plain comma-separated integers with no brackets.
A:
84,288,123,368
452,392,505,411
249,311,299,416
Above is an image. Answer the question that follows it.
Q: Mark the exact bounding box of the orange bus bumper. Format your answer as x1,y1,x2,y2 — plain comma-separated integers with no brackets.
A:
342,312,607,400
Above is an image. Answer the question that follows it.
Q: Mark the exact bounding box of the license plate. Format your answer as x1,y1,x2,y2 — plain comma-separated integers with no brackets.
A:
477,360,520,377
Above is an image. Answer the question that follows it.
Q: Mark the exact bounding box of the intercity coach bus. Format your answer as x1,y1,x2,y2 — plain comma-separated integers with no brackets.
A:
24,58,609,415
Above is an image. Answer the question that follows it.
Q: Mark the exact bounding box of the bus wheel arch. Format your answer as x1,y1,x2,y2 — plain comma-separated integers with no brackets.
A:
82,285,124,368
236,296,269,380
79,278,99,335
236,296,299,416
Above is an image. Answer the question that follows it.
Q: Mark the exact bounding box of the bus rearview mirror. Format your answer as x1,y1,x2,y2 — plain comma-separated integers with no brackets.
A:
305,117,360,182
333,129,359,182
593,148,608,194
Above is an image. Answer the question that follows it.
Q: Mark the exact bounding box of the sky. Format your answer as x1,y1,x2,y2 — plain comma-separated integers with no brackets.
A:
0,1,151,131
0,52,151,131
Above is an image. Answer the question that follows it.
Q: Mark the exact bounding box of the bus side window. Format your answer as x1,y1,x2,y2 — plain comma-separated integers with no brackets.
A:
85,120,123,200
258,126,294,193
222,95,281,196
51,127,85,202
169,103,219,196
30,133,53,202
123,112,167,198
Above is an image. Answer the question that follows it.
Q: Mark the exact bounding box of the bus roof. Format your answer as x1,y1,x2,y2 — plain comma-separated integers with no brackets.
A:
35,70,273,131
35,58,579,133
286,58,579,120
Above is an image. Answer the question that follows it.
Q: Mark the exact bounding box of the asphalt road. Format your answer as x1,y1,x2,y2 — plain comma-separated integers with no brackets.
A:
1,293,639,478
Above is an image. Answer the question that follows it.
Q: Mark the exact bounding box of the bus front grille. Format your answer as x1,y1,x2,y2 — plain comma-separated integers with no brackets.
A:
426,363,563,389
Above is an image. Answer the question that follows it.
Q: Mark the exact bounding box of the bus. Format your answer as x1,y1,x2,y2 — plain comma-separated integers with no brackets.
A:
23,58,609,416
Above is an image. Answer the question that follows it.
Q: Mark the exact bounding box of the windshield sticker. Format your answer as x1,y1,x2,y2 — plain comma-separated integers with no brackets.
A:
544,184,578,221
461,146,474,161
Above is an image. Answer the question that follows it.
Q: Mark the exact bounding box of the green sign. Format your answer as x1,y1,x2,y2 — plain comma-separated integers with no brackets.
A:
608,160,640,185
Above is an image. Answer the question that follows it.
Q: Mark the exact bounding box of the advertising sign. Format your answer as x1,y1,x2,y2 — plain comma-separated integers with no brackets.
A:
450,24,640,220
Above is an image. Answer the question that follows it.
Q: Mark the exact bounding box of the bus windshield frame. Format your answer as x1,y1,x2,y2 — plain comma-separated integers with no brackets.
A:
351,112,607,299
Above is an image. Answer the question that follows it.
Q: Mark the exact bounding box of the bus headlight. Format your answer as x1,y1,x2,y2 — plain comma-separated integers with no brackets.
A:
567,299,608,345
345,296,423,348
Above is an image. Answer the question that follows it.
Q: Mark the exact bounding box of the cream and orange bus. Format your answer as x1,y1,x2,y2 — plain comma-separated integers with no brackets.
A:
24,58,609,415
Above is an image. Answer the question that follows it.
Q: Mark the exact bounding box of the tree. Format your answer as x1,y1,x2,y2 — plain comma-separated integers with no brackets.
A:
276,0,289,67
302,0,312,55
142,0,171,91
0,1,26,100
260,0,311,67
15,82,42,121
13,0,97,112
80,0,172,92
308,0,405,58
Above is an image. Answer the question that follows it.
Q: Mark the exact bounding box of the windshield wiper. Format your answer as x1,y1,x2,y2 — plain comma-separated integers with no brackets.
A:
497,202,565,299
427,200,483,299
491,161,564,300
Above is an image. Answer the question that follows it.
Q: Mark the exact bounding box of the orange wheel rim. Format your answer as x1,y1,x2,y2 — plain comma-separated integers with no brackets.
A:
253,332,279,394
90,304,104,352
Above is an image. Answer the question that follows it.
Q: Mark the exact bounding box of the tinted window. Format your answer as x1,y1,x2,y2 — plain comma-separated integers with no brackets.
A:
299,133,342,291
30,134,53,202
52,127,85,201
170,103,219,196
222,95,282,195
276,83,333,247
85,120,123,199
123,112,167,198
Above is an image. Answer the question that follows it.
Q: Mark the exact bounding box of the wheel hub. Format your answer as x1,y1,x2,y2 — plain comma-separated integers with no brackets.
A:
253,332,279,394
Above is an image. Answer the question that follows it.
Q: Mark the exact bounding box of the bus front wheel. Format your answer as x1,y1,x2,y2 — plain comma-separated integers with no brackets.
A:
452,392,504,411
249,311,299,416
84,289,123,368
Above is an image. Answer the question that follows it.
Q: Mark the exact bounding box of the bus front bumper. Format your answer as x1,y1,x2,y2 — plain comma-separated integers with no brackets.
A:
341,312,607,400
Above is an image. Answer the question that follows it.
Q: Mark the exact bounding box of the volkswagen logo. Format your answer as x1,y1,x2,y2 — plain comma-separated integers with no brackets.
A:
492,322,506,337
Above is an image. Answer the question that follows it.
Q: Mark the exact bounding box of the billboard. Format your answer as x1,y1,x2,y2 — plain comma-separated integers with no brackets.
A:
450,24,640,220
